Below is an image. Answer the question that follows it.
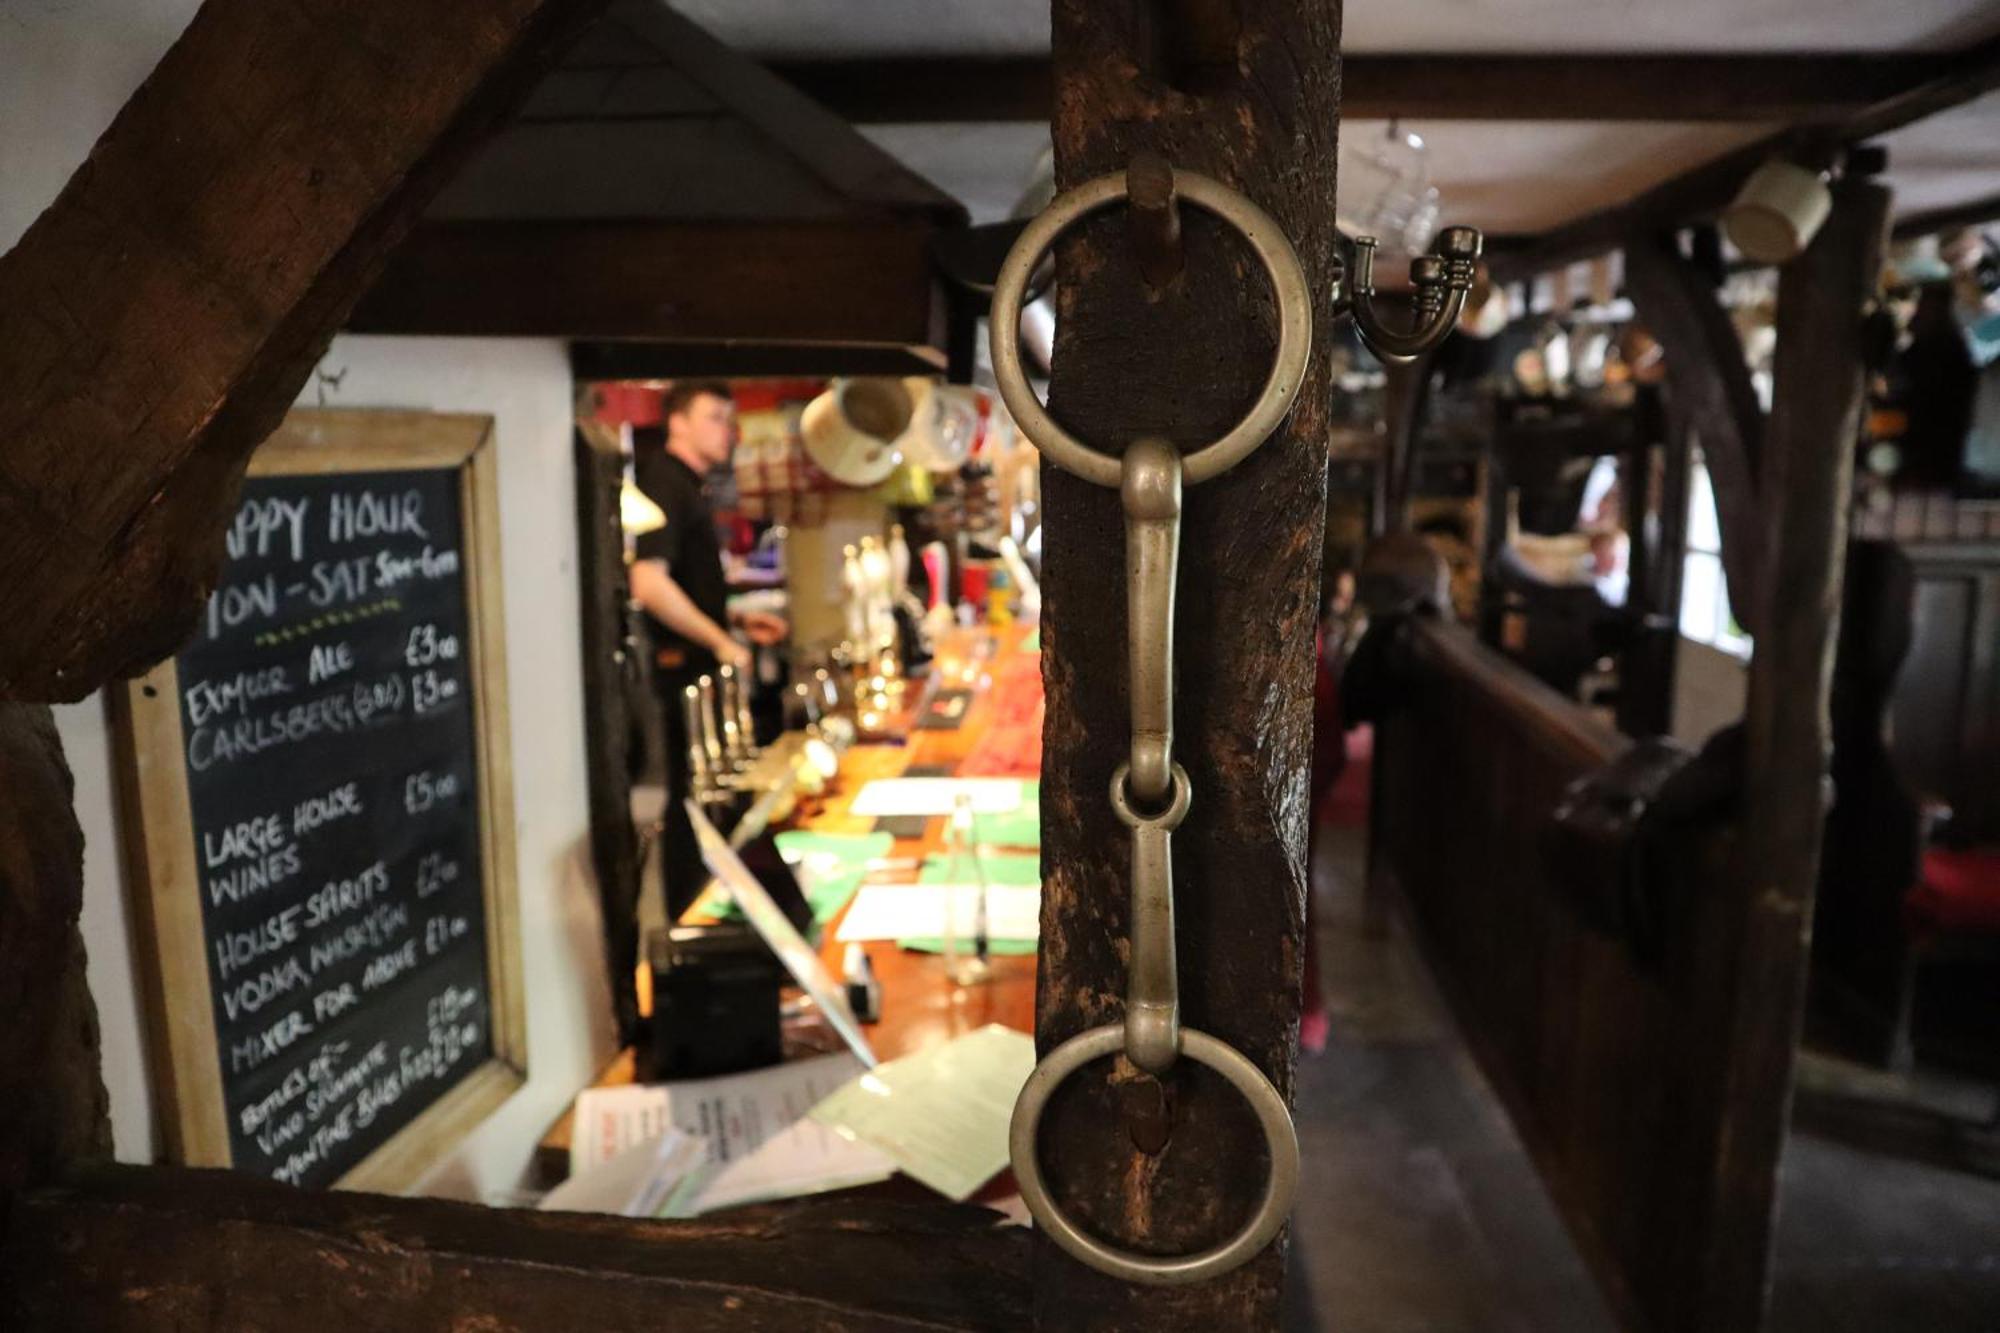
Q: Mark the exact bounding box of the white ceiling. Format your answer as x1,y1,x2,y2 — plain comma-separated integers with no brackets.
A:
673,0,2000,59
1339,0,2000,54
1877,90,2000,221
680,0,2000,240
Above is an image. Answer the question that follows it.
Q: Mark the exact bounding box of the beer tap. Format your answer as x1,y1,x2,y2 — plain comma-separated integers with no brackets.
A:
736,666,766,768
715,663,750,772
681,684,720,806
695,674,727,780
813,666,841,717
791,680,821,729
1332,225,1483,363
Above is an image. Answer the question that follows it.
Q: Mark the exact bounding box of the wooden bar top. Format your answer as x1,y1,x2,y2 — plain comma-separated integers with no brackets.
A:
535,624,1040,1184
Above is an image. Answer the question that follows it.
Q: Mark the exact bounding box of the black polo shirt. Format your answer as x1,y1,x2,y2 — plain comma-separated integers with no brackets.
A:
635,449,728,678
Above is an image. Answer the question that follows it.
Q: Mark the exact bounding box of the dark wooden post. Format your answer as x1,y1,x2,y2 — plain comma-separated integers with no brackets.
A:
1702,176,1890,1328
0,704,113,1204
1035,2,1339,1326
1378,349,1438,537
1624,233,1767,636
574,427,645,1043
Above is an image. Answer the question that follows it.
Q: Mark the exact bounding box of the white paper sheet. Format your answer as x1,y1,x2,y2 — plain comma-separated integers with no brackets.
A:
810,1025,1037,1201
848,777,1026,817
689,1108,894,1215
539,1127,702,1217
833,883,1041,944
570,1054,864,1171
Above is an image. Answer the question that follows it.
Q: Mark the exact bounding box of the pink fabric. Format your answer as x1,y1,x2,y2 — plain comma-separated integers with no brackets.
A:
1907,847,2000,934
1320,725,1372,829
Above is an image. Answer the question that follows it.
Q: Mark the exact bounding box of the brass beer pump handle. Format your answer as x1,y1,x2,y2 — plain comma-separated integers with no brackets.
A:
989,163,1305,1288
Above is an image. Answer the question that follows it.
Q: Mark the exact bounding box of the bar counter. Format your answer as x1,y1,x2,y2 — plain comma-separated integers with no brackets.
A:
536,623,1042,1185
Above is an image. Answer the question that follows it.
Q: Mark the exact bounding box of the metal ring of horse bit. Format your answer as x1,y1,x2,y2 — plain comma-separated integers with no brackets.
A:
988,167,1314,489
991,166,1307,1287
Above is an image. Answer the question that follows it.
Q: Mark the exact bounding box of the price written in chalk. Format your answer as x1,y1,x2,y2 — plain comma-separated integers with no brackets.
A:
404,623,461,668
410,668,460,714
424,912,471,956
415,851,460,899
403,767,462,816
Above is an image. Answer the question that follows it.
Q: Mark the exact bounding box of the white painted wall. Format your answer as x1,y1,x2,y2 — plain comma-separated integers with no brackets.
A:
8,8,613,1202
0,0,204,254
1671,636,1750,748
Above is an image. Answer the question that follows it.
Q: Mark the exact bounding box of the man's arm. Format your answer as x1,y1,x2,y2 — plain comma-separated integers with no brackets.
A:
629,558,749,669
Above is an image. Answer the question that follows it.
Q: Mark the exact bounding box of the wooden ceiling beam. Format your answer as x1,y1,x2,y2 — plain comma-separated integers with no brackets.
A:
350,218,946,348
0,0,609,702
1491,33,2000,280
1891,188,2000,239
770,53,1956,125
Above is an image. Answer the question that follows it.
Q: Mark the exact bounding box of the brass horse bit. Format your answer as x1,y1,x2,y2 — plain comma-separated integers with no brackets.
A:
989,166,1310,1286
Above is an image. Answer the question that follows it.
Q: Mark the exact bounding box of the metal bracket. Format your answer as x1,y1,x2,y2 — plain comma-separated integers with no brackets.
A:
1331,226,1484,364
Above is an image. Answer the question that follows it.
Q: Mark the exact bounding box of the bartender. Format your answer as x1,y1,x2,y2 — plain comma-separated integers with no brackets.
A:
629,380,787,914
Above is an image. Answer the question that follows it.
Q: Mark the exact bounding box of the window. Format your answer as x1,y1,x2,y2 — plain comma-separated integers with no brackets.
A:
1679,450,1752,658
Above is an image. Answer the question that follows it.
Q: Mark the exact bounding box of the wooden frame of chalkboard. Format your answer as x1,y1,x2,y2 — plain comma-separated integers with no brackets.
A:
113,408,527,1193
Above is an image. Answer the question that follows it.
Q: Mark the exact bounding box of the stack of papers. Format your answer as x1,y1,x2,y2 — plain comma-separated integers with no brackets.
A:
540,1128,703,1218
849,777,1027,817
833,883,1041,948
550,1027,1043,1216
901,853,1041,955
846,777,1040,848
810,1025,1037,1201
560,1054,892,1217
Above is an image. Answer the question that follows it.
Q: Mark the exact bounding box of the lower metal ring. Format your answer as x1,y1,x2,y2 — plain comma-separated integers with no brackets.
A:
1009,1023,1300,1286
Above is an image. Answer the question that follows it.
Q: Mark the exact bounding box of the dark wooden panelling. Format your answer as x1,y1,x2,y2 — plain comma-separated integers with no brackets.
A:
1890,543,2000,837
1385,181,1886,1333
350,219,945,346
1372,617,1812,1332
574,433,643,1043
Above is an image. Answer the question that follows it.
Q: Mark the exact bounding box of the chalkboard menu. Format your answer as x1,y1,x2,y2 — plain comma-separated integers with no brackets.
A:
119,411,524,1192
